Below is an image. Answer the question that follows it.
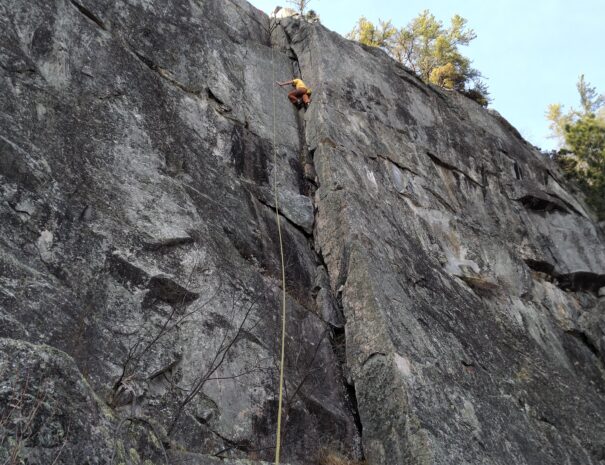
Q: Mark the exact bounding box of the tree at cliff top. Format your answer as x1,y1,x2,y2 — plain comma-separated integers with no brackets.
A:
547,75,605,220
287,0,312,15
347,10,489,106
346,16,397,49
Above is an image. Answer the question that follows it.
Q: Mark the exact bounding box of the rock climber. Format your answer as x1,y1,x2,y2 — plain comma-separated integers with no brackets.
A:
276,77,312,108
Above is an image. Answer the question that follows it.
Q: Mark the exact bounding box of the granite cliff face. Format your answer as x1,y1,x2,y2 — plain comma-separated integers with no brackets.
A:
1,1,604,464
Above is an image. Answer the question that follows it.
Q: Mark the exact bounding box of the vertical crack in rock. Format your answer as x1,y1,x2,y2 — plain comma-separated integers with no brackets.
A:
3,2,605,464
273,20,365,459
276,13,605,465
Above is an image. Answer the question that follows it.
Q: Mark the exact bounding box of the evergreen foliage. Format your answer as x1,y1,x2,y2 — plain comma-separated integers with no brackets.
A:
347,16,396,49
547,76,605,220
347,10,489,106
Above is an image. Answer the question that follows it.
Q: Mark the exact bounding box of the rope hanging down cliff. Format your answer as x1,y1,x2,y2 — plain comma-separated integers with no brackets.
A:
270,31,288,465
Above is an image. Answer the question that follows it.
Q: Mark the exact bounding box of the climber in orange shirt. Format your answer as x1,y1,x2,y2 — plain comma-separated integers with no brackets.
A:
276,77,312,108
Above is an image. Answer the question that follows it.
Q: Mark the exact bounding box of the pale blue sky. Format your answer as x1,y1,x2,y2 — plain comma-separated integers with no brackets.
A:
249,0,605,151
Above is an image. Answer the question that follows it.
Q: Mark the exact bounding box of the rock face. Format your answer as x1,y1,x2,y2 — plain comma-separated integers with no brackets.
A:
1,1,604,465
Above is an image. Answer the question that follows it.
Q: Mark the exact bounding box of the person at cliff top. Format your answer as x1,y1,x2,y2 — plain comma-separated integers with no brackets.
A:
276,77,312,107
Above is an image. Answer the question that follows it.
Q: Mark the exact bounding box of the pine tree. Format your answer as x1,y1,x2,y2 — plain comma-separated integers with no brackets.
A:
347,11,489,106
346,16,396,49
548,76,605,220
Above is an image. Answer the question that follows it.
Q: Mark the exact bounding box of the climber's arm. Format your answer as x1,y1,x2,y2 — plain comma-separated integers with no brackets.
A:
276,80,293,86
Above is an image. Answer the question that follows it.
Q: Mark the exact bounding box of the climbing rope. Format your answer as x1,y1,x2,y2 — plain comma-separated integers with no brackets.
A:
270,29,288,465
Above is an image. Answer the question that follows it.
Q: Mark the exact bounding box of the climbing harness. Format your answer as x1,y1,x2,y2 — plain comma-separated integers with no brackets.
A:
271,30,288,465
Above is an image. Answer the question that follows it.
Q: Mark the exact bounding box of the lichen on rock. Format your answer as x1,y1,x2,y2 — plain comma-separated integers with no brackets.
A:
1,1,604,464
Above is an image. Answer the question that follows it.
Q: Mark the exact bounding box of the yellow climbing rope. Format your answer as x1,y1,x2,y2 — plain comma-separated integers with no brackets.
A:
271,35,288,465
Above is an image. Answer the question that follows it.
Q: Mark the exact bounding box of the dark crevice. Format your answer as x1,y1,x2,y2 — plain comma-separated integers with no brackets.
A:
131,49,158,72
361,352,387,368
545,170,590,215
209,427,253,456
69,0,108,31
0,64,37,75
146,275,200,305
524,258,555,276
426,151,484,188
524,259,605,295
344,378,364,438
7,202,32,216
276,20,295,54
518,194,568,214
78,205,92,221
130,50,203,97
207,88,233,114
303,149,318,188
511,180,584,217
331,319,366,457
331,325,364,458
513,161,523,180
107,252,150,289
565,329,602,362
295,112,315,198
545,191,586,217
148,357,182,380
480,165,488,199
274,21,364,459
537,416,557,428
376,153,422,178
424,186,458,214
555,271,605,293
206,88,224,105
335,244,352,292
255,195,312,238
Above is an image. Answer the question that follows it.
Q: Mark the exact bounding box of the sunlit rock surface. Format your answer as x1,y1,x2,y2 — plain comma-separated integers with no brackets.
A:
1,1,604,464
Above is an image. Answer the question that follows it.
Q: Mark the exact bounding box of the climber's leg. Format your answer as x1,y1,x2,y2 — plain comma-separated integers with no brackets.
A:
288,88,306,105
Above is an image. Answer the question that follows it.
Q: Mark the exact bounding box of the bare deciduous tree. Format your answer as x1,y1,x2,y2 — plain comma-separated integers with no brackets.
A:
167,294,260,435
287,0,311,15
111,247,219,405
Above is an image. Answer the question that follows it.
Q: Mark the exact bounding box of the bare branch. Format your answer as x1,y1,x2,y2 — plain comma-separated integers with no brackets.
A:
286,0,311,15
110,416,169,465
285,328,329,414
112,248,222,401
167,296,259,435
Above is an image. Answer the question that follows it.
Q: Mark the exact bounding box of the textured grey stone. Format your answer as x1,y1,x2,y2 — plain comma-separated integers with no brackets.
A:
0,1,357,464
1,1,604,465
0,338,116,464
247,182,315,234
168,451,277,465
278,16,605,465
